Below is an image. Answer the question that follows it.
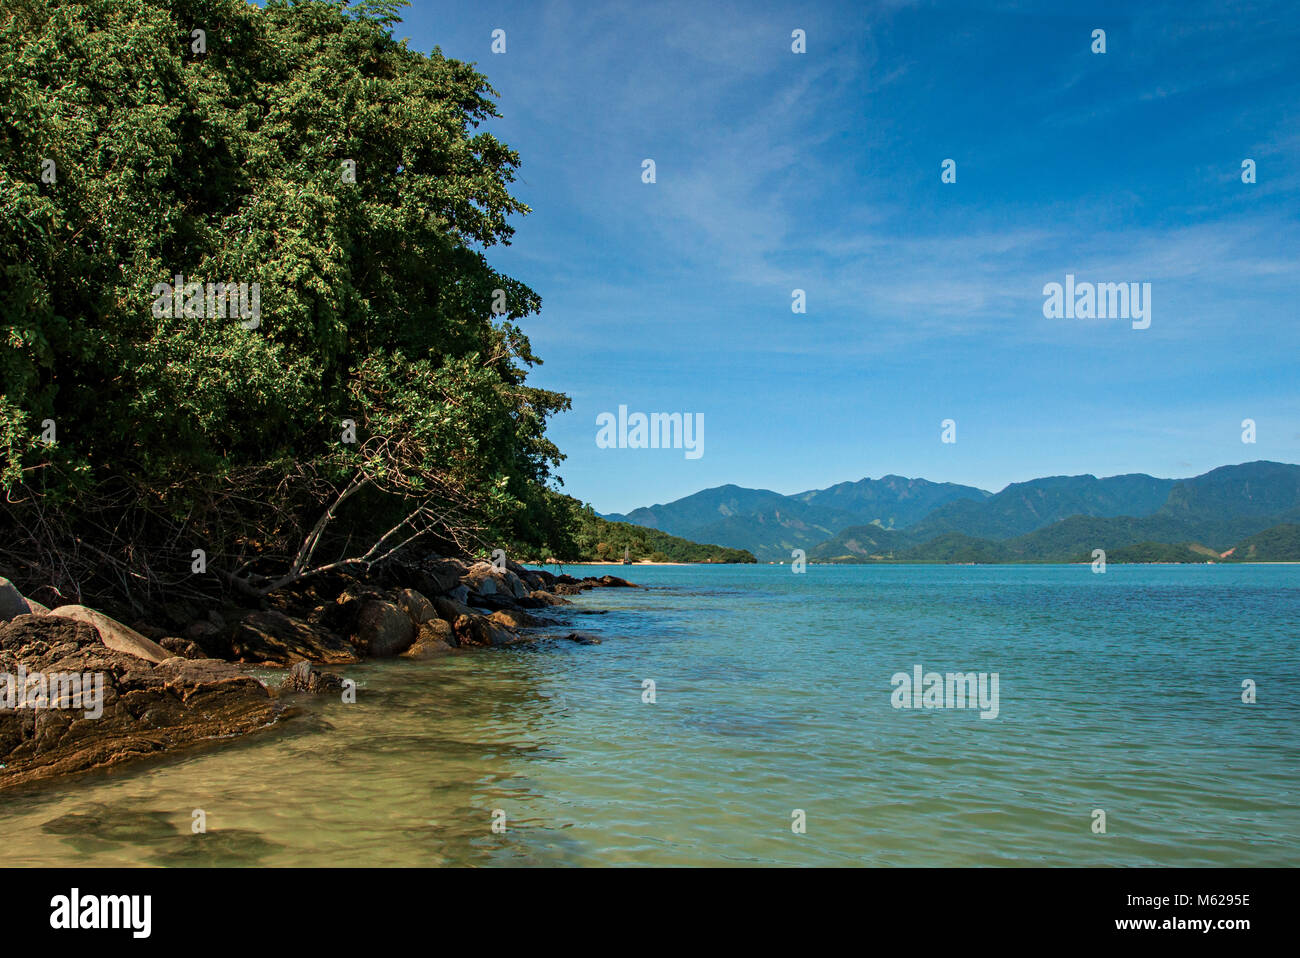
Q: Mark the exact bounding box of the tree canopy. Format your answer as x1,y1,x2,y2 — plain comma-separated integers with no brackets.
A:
1,0,570,609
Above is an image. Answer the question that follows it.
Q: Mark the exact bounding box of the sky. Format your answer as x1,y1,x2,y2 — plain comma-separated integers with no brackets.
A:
393,0,1300,514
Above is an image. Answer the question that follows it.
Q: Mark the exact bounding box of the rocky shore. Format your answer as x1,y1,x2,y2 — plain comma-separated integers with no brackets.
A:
0,558,635,790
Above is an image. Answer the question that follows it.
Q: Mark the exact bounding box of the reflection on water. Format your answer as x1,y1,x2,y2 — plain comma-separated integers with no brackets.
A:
1,564,1297,866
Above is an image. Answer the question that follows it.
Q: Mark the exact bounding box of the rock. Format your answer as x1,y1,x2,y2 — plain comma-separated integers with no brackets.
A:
47,605,172,664
0,578,36,623
158,636,206,660
394,588,437,626
183,621,220,642
451,612,522,648
353,600,415,657
593,575,637,588
417,558,468,596
0,614,279,791
447,584,470,604
463,562,501,595
506,559,544,592
528,590,570,607
402,620,456,658
488,609,539,630
563,632,602,645
228,609,359,666
433,595,474,624
279,660,344,694
465,590,519,611
553,583,585,596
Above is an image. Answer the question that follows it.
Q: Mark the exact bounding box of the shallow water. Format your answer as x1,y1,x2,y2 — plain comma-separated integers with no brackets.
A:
2,563,1297,866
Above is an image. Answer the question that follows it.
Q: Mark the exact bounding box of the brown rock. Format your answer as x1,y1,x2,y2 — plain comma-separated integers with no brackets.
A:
451,612,522,648
229,609,359,666
0,615,279,791
402,620,456,658
279,660,344,694
394,588,437,626
48,605,172,664
354,600,416,657
159,636,206,660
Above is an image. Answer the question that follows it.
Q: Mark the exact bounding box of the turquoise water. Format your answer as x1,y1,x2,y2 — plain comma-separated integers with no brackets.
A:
2,563,1296,866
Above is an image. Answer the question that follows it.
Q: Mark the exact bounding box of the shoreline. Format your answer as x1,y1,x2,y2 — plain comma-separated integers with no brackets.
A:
0,558,638,791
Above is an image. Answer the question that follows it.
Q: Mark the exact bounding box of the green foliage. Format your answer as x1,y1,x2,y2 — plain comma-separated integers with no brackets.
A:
1223,524,1300,561
1090,541,1211,563
0,0,568,600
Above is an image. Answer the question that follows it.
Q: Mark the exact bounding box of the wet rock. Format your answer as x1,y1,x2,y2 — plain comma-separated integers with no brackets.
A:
451,613,522,648
592,575,637,588
279,660,344,694
353,600,415,657
488,609,540,630
528,590,570,607
562,632,602,645
229,609,359,666
0,615,280,790
48,605,172,664
402,619,456,658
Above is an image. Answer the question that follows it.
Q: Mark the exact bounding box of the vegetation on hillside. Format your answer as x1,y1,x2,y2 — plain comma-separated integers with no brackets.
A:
515,492,755,564
1223,524,1300,561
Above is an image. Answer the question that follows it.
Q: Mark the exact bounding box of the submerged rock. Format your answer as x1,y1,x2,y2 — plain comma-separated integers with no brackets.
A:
402,619,456,658
279,660,344,694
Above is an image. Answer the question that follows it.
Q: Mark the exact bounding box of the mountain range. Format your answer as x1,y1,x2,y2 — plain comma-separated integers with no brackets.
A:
602,461,1300,563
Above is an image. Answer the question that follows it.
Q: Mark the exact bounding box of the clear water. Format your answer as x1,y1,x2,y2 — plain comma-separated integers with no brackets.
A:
2,563,1296,866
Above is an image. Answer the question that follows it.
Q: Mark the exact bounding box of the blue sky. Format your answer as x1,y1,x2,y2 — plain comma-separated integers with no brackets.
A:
395,0,1299,514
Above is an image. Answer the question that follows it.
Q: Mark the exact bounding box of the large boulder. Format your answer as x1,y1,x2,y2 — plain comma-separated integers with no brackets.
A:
0,614,280,790
228,609,359,666
47,605,172,664
433,595,474,624
353,600,416,657
417,558,469,596
451,612,522,648
394,588,437,626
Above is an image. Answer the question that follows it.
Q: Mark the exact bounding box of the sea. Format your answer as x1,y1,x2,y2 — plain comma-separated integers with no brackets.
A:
1,563,1296,866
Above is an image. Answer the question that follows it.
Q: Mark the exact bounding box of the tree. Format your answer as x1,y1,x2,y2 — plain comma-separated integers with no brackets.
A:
0,0,569,610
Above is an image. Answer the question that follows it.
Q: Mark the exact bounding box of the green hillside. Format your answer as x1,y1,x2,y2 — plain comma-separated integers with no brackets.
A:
521,493,756,563
1223,524,1300,561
